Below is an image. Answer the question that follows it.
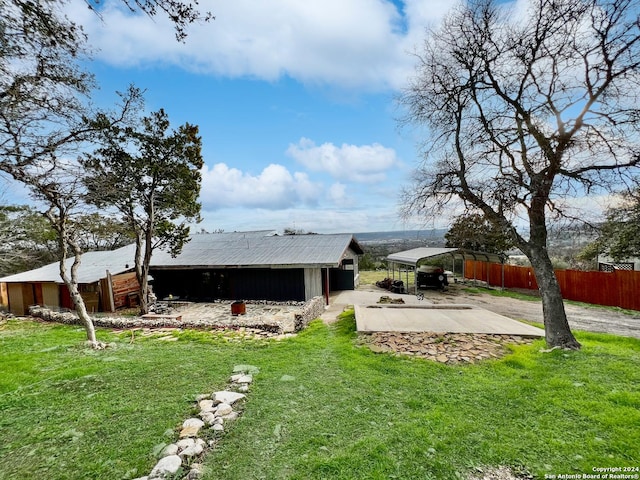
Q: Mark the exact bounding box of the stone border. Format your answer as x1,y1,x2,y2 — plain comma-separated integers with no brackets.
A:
294,296,325,332
27,296,326,334
134,365,259,480
359,331,536,364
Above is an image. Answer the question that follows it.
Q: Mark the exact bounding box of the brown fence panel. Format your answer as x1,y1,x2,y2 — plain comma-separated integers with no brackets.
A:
488,263,503,287
465,260,640,311
555,270,618,307
504,264,537,290
464,260,488,282
616,270,640,311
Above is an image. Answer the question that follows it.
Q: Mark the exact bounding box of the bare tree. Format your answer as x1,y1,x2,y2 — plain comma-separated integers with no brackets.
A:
400,0,640,349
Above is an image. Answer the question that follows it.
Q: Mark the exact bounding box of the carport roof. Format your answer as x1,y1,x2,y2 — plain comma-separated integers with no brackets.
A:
387,247,504,267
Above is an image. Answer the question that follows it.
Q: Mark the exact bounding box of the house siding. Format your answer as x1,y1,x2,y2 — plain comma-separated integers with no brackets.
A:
231,268,305,301
41,283,59,309
304,268,323,300
8,283,25,315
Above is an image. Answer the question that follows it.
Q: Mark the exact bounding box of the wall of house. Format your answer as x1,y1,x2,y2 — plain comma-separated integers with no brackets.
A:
41,283,60,309
150,267,307,302
304,268,323,300
0,282,7,310
231,268,305,301
7,283,24,315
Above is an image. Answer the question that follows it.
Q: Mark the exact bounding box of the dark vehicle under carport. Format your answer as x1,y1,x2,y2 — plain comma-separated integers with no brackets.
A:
416,265,448,290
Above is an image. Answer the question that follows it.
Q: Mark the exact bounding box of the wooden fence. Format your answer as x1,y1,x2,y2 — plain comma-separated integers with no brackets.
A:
464,260,640,311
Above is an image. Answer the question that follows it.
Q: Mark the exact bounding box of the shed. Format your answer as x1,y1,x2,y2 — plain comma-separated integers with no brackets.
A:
386,247,506,292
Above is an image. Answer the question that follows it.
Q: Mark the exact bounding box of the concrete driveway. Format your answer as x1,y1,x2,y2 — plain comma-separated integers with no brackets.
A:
323,287,545,337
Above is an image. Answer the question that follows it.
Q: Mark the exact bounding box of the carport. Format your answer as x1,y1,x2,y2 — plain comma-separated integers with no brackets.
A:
386,247,506,293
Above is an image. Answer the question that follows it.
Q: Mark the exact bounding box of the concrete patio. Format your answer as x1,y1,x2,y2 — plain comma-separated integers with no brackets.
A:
322,288,545,337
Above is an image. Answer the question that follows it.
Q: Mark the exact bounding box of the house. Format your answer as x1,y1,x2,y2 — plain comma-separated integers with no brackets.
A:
597,254,640,272
0,231,363,315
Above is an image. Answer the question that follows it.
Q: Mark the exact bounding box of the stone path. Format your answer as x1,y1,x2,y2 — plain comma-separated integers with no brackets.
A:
358,331,536,364
134,365,258,480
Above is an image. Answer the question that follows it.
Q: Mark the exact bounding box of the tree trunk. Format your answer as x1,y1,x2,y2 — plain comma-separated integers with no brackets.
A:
67,278,97,344
58,241,99,347
529,246,581,350
134,228,153,315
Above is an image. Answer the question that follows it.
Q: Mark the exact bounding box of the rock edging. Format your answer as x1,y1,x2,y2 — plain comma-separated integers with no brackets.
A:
360,332,535,364
28,305,285,333
294,296,325,332
134,365,258,480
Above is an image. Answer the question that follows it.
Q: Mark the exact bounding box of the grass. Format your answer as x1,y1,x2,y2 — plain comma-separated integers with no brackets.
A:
359,269,396,285
462,285,541,301
1,316,639,480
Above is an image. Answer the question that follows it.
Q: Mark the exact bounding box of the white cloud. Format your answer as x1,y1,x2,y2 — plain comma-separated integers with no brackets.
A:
327,182,349,205
67,0,456,90
197,204,407,234
200,163,321,210
286,137,399,183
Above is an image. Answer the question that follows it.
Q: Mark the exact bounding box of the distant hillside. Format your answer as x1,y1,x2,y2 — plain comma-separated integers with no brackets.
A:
352,229,448,244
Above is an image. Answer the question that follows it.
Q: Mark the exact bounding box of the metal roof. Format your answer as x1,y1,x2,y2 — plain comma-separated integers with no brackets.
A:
0,245,137,284
387,247,504,266
150,231,363,269
0,231,364,284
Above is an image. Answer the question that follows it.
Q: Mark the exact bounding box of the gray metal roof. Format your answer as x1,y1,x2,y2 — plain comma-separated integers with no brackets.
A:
0,231,364,283
150,231,363,269
0,245,137,284
387,247,504,266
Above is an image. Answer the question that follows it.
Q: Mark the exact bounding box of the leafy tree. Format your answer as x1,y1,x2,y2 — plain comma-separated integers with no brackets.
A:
0,206,134,277
583,188,640,263
83,107,203,314
0,0,120,346
73,213,136,251
88,0,213,42
0,205,58,277
445,212,513,255
400,0,640,349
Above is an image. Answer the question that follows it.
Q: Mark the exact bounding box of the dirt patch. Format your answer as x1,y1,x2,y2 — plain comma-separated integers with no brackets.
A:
466,465,534,480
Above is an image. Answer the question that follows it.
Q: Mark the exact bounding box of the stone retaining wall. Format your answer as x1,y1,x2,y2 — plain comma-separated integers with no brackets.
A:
28,296,326,333
294,296,325,332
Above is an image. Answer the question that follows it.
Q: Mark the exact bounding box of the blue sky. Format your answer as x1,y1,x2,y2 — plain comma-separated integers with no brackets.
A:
1,0,608,234
29,0,457,235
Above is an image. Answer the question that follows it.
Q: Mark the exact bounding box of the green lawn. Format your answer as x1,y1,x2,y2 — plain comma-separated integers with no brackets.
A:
1,315,639,479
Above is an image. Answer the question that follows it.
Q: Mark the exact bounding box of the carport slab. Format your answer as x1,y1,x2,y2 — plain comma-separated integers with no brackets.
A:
354,304,544,336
